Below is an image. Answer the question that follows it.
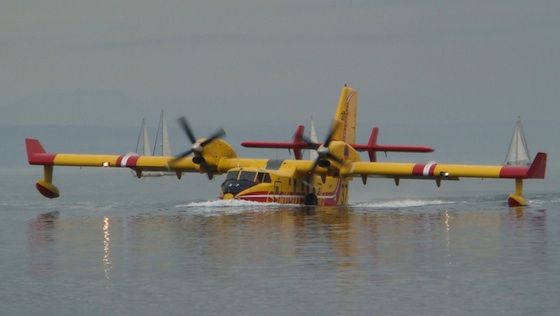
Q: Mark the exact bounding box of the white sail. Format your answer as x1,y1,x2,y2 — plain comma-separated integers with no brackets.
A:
504,118,531,166
134,112,174,177
135,119,152,156
160,111,171,156
308,117,318,160
151,110,172,156
143,120,151,156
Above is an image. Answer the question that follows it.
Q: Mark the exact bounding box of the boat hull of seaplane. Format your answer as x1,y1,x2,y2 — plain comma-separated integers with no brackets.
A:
219,167,348,206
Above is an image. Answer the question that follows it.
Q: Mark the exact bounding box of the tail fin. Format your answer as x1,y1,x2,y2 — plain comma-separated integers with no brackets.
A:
332,85,358,144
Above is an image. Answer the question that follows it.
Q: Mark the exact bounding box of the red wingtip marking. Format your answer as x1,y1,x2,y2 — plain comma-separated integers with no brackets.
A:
25,138,46,154
527,152,547,179
25,139,56,165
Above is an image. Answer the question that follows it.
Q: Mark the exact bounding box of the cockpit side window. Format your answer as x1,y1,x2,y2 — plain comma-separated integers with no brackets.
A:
256,172,271,183
260,173,271,183
226,171,240,180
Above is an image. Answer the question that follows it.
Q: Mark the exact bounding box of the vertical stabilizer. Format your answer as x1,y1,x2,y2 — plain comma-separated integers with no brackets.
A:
332,85,358,144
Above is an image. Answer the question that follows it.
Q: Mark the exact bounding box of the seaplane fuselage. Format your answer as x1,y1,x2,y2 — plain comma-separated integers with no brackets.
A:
220,165,348,206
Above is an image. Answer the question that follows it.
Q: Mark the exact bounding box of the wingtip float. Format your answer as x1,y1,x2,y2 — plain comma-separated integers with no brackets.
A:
25,85,547,206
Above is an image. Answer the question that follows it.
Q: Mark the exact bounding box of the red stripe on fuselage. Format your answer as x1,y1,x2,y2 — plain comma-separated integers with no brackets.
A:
230,179,344,206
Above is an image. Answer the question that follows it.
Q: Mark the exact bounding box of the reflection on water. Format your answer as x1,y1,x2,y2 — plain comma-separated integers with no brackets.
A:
27,211,59,275
24,204,553,314
103,217,111,281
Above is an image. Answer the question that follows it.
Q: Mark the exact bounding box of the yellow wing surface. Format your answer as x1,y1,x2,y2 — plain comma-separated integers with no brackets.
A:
26,138,196,171
344,156,546,182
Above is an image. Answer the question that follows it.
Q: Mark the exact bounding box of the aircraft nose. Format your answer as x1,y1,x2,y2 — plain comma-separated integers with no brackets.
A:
221,179,255,195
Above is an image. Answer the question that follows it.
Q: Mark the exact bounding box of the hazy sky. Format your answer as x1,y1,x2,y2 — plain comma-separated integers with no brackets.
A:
2,1,558,128
2,1,559,195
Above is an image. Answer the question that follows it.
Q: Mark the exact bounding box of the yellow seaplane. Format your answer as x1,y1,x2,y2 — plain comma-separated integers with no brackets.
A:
25,86,547,207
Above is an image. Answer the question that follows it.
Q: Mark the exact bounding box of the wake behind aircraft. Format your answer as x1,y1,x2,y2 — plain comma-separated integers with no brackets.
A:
25,86,547,207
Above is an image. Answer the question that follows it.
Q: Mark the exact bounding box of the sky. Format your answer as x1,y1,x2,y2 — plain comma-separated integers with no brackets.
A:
2,1,559,179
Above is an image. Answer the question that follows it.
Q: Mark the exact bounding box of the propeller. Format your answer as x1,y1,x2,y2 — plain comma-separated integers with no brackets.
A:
301,120,344,183
171,116,226,180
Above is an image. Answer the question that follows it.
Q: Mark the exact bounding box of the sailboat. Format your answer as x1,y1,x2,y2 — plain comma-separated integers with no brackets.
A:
504,117,531,166
135,118,152,156
134,110,174,177
308,117,319,160
152,110,172,157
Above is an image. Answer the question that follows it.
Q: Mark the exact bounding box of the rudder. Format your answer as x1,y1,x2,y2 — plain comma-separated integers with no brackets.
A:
332,85,358,144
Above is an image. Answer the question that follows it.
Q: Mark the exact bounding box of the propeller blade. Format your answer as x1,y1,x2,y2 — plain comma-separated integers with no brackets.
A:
196,157,214,180
300,120,340,149
175,149,194,160
178,116,197,144
200,128,226,147
300,135,320,149
323,120,341,147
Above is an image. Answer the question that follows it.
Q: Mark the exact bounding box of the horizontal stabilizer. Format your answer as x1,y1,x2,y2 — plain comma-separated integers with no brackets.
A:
242,125,309,159
242,126,435,161
351,128,434,162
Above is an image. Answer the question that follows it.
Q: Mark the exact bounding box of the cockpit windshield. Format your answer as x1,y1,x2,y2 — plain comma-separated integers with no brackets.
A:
239,171,256,181
226,171,240,180
225,170,271,183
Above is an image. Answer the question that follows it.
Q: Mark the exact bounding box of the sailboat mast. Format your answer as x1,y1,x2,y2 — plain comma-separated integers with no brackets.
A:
152,112,162,156
135,119,144,154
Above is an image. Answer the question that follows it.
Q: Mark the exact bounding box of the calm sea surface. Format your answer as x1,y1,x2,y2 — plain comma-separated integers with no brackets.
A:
2,169,559,315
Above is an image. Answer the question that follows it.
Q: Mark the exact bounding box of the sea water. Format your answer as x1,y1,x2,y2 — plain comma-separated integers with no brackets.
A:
1,168,559,315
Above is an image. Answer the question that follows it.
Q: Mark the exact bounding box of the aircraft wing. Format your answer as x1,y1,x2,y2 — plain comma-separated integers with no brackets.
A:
342,152,547,183
26,138,199,173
